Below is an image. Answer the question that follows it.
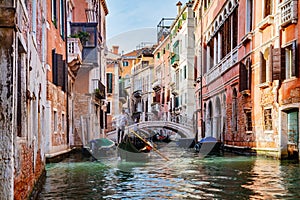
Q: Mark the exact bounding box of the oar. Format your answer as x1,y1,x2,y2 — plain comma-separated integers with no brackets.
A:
129,129,170,161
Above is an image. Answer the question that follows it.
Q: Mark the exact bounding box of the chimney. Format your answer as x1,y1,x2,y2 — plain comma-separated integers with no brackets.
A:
176,1,182,15
112,45,119,54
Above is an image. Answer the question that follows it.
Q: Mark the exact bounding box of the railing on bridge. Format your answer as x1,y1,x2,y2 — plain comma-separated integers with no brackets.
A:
144,112,193,128
105,112,194,139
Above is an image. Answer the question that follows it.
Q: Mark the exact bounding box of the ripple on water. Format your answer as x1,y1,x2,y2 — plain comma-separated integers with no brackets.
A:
38,145,300,199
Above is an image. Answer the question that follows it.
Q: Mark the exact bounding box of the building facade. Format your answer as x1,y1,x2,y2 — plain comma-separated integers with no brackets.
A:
193,0,300,159
130,47,155,122
105,46,122,132
153,19,173,121
169,1,196,123
251,0,299,159
0,0,47,199
45,0,69,158
71,0,108,145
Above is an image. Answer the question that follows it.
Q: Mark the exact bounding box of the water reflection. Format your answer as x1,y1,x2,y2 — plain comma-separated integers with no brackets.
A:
38,143,300,199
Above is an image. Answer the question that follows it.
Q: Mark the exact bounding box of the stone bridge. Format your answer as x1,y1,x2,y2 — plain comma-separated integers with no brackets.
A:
106,120,195,141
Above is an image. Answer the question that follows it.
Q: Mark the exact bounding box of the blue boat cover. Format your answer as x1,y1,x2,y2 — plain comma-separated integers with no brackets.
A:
199,136,217,143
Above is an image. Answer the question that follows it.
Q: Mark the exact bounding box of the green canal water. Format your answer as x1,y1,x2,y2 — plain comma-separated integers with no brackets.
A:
38,142,300,199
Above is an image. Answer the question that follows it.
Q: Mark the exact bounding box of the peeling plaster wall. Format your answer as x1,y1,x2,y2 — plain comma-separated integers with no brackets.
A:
0,27,14,200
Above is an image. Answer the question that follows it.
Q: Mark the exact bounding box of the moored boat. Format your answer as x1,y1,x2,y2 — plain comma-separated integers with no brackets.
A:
194,136,223,157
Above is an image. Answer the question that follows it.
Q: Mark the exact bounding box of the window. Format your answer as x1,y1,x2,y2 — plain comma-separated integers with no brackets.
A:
62,113,65,131
284,41,297,79
142,61,149,68
264,0,272,18
123,61,129,67
54,110,58,132
245,110,252,131
70,24,97,47
183,65,187,79
106,102,111,114
60,0,64,38
51,0,57,27
157,52,160,59
246,0,253,33
17,50,24,137
239,58,252,92
259,51,267,83
107,73,113,94
208,39,214,69
264,108,272,131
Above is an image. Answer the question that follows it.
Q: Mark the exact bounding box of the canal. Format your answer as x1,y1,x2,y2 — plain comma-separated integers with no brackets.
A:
38,142,300,199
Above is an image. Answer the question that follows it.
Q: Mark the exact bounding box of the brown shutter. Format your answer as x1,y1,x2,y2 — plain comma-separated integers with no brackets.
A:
272,48,281,80
260,52,266,83
246,57,252,90
268,45,273,82
291,40,298,77
239,62,247,92
57,54,65,90
281,47,286,80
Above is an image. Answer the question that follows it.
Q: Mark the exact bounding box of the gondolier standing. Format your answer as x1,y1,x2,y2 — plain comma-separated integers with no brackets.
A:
117,110,128,144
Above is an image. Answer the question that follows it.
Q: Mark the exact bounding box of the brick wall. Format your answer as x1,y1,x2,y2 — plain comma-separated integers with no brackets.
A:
14,143,45,200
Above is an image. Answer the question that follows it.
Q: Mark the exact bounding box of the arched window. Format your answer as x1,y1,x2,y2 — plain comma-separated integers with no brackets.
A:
216,97,221,140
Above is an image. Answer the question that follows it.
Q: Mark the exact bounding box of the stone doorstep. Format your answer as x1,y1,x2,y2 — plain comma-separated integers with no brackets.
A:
45,148,73,158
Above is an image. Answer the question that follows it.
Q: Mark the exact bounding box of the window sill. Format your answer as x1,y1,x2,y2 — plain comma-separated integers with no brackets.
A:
246,131,253,135
258,81,272,89
241,90,251,96
264,130,273,134
282,77,298,84
258,15,274,30
241,32,253,45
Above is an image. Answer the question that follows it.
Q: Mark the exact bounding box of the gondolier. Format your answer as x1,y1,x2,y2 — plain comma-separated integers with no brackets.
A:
116,110,128,144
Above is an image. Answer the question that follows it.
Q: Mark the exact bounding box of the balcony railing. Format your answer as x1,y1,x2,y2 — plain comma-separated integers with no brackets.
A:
280,0,298,27
93,80,105,99
170,54,179,67
152,78,162,90
205,46,238,85
67,37,83,63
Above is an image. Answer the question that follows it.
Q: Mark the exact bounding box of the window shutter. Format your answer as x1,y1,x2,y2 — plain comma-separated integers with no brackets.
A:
52,50,58,85
281,47,286,80
56,54,65,90
246,58,252,90
272,48,281,80
260,52,266,83
291,40,298,77
268,45,273,82
239,62,247,92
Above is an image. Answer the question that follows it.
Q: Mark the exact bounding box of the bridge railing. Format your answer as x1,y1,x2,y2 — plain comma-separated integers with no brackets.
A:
144,112,193,128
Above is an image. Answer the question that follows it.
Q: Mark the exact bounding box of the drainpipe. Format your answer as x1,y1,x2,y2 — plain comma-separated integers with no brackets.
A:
199,1,205,141
65,0,69,145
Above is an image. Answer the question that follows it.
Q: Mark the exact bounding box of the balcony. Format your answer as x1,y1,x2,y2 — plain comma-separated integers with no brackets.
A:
279,0,298,27
152,78,162,91
171,54,179,68
93,80,106,100
204,47,238,85
68,37,83,63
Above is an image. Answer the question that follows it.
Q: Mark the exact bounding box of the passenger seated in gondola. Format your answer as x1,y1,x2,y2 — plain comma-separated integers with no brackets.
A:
138,142,153,153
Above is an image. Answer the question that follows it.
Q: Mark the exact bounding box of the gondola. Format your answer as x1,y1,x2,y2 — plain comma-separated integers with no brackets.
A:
87,138,116,159
194,136,223,157
117,134,152,161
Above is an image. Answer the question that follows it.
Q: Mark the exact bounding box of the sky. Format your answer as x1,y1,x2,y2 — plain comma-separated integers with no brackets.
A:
106,0,181,53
